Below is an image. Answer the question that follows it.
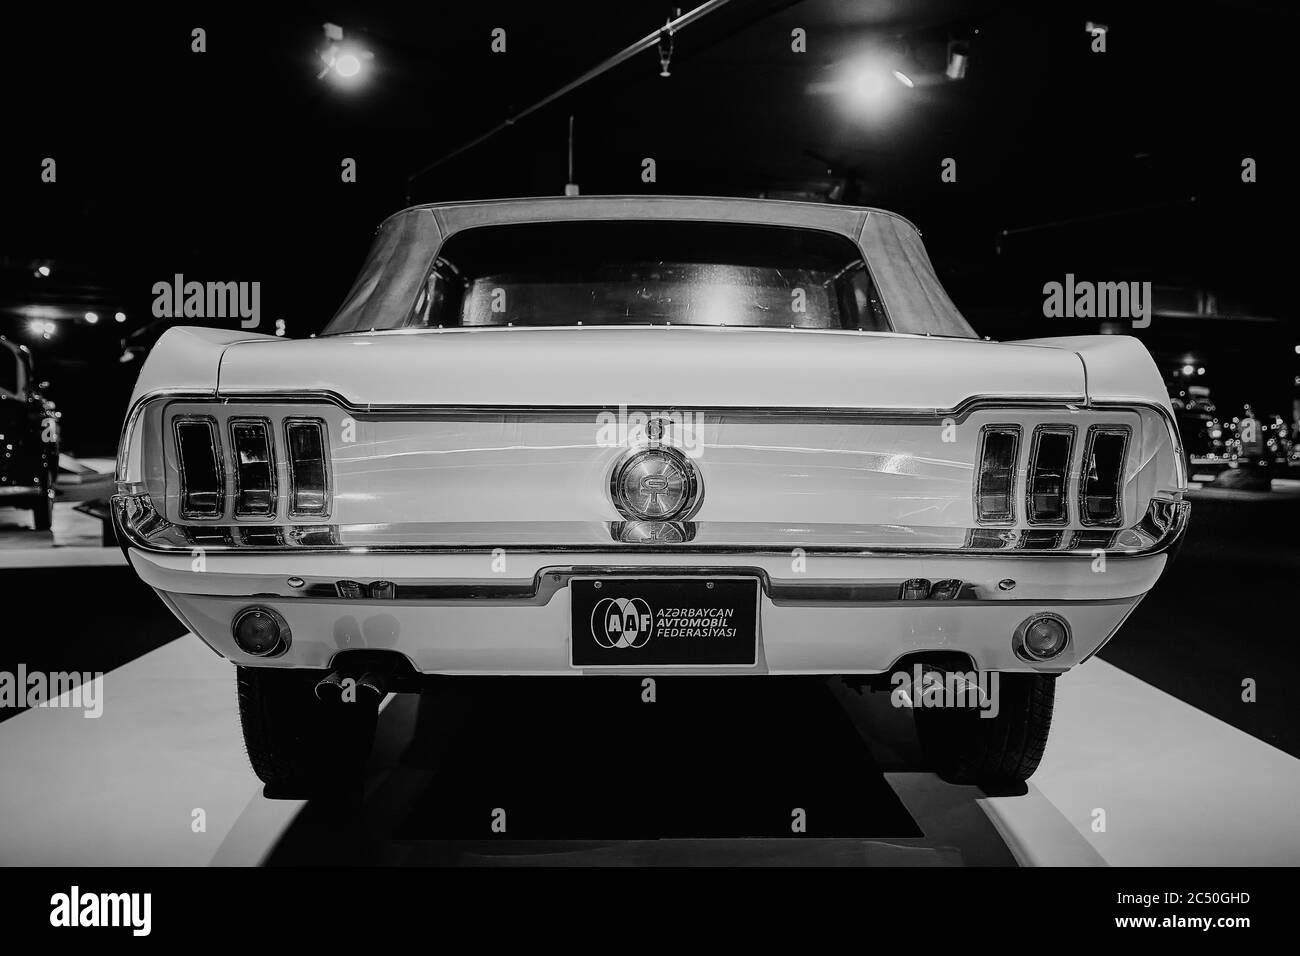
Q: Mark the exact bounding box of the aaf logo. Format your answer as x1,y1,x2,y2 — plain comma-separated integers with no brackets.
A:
591,597,653,649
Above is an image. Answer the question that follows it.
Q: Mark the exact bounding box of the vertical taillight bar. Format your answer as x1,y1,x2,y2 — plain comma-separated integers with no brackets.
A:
1026,425,1075,524
1080,426,1129,526
975,425,1021,524
174,417,224,519
230,419,276,518
285,419,330,518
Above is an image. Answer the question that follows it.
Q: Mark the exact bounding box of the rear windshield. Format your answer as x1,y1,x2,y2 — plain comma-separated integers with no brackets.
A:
388,221,891,332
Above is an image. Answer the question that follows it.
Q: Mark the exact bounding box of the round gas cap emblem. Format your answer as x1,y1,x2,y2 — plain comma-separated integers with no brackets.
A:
610,447,701,521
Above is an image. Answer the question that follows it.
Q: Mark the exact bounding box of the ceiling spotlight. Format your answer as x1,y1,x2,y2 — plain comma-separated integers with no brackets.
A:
114,311,126,323
85,311,99,324
29,319,55,339
847,63,895,115
1181,364,1195,376
657,12,677,78
317,24,373,87
892,69,914,88
335,53,361,77
36,265,51,277
1197,367,1206,375
946,40,969,80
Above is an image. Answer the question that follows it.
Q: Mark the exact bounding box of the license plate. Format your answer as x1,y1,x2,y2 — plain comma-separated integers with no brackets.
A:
570,576,760,667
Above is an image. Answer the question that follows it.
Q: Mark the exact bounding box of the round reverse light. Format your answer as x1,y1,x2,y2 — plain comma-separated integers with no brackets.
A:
610,447,701,521
1015,613,1070,662
232,606,290,657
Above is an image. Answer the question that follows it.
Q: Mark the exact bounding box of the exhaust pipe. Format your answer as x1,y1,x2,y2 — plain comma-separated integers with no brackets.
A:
355,669,389,705
314,669,346,703
314,661,394,705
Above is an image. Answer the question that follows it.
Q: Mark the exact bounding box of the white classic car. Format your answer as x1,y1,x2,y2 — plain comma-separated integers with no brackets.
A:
114,196,1188,792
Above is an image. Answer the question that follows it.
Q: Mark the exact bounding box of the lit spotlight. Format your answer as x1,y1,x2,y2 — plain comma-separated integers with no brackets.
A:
114,311,126,323
892,69,914,88
36,265,51,277
845,62,896,118
335,52,362,77
1181,364,1195,376
85,311,99,324
317,23,373,88
1197,367,1206,375
29,319,56,340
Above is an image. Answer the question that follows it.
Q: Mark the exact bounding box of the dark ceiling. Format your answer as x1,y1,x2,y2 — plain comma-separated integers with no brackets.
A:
1,1,1296,450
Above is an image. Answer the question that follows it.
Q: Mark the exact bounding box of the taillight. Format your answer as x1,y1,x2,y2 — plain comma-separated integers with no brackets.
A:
1027,426,1075,524
285,419,330,517
1081,426,1129,525
230,419,275,517
975,425,1021,524
174,417,223,518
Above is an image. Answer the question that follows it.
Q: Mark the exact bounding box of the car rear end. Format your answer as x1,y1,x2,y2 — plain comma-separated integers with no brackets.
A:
115,329,1186,678
112,197,1188,789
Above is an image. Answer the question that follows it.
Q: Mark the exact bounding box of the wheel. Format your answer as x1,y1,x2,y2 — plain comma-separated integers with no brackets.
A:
31,476,53,531
913,670,1056,786
236,666,378,796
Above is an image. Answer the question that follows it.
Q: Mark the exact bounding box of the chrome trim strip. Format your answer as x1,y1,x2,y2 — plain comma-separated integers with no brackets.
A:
174,565,1139,609
121,389,1097,431
117,390,1186,460
113,494,1190,558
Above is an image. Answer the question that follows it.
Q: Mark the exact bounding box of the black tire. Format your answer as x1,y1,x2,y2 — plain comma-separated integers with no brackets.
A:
236,666,378,796
914,671,1056,786
31,478,53,531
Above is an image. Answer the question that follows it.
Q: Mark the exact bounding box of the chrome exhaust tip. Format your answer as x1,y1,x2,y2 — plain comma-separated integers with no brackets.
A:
314,669,346,703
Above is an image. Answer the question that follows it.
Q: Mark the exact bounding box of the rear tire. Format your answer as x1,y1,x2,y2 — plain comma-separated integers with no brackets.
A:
236,666,378,796
914,671,1056,786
